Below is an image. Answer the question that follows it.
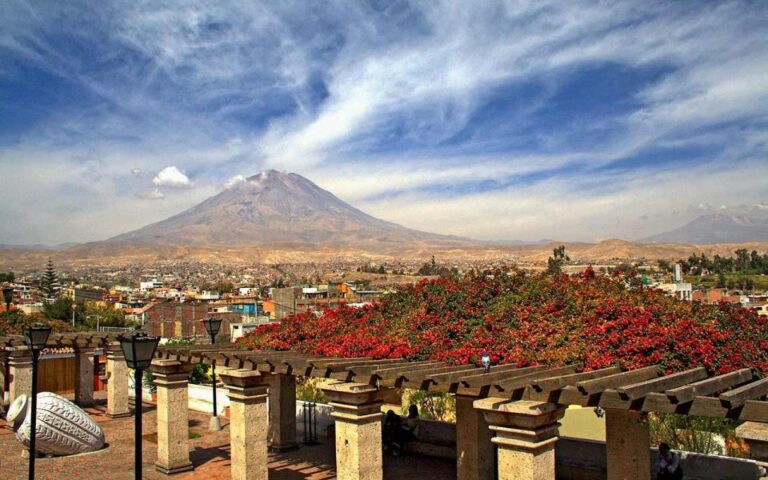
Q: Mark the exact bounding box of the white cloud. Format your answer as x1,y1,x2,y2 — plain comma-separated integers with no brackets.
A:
224,174,246,189
153,166,193,188
0,2,766,245
136,188,165,200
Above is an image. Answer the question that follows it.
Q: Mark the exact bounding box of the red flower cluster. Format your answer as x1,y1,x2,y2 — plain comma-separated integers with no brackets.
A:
239,269,768,375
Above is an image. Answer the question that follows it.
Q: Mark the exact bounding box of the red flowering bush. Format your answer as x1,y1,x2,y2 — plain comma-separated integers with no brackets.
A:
239,268,768,374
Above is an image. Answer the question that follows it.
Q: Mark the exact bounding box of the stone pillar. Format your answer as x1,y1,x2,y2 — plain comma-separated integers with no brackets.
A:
105,344,130,418
456,394,494,480
322,382,390,480
7,348,33,405
605,409,651,480
151,359,194,475
474,398,566,480
736,422,768,466
74,347,96,407
266,373,298,451
220,369,269,480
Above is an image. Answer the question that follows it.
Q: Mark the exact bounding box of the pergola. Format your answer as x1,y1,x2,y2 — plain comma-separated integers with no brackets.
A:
2,333,768,480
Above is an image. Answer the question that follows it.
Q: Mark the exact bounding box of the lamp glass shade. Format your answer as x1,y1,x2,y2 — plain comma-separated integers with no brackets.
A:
2,287,12,304
203,317,223,338
120,331,160,369
23,323,52,350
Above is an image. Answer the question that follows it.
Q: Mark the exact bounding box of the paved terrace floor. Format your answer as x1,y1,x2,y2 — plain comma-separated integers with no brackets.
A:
0,395,455,480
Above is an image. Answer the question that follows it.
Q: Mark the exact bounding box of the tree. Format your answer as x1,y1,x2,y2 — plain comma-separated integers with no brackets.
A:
716,272,727,288
42,296,74,321
0,271,14,283
546,245,570,274
41,259,60,300
735,249,750,272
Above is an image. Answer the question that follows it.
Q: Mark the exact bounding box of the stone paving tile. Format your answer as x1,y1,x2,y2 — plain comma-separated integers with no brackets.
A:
0,399,456,480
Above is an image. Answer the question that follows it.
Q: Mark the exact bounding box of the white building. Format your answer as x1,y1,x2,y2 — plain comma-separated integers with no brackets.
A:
140,279,162,292
657,282,692,301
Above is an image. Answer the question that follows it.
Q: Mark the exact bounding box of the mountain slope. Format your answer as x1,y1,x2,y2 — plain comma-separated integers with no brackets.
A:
108,170,469,250
642,205,768,244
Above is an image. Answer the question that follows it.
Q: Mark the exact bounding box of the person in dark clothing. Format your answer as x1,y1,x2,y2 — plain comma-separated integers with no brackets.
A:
391,404,420,456
382,410,401,452
656,443,683,480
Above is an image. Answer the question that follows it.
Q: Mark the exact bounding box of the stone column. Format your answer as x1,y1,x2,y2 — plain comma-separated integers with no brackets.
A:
474,398,566,480
105,343,130,418
74,347,96,407
322,382,390,480
7,348,33,405
736,422,768,465
220,369,270,480
266,373,298,451
456,394,494,480
605,409,651,480
151,359,194,475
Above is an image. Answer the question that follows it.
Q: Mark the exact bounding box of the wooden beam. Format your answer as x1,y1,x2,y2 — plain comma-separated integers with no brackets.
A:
665,368,753,404
529,366,622,393
576,366,659,395
551,385,602,407
393,364,474,387
459,365,548,388
371,362,446,381
742,401,768,422
718,378,768,408
492,366,577,397
616,367,708,400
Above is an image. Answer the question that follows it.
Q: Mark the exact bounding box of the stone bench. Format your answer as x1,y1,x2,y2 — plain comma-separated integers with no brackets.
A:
401,418,457,460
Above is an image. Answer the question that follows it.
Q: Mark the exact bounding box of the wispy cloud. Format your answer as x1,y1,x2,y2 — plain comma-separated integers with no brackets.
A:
0,1,766,244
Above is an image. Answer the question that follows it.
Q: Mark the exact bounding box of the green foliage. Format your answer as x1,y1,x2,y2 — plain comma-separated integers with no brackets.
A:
143,369,157,393
163,338,211,384
41,258,59,299
693,273,768,291
546,245,570,274
648,413,746,457
295,377,328,403
81,303,133,328
418,255,452,276
679,250,768,277
401,388,455,422
43,296,74,321
0,271,14,283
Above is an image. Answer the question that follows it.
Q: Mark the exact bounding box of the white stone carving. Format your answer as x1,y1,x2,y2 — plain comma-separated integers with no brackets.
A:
6,392,105,456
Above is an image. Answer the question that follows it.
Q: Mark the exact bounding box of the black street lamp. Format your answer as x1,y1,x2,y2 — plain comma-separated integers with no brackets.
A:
119,330,160,480
2,286,13,312
202,317,222,431
23,322,51,480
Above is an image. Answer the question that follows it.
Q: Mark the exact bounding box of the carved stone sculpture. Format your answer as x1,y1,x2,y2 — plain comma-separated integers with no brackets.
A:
6,392,105,456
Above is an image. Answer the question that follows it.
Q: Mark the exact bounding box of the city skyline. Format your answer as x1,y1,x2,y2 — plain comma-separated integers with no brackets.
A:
1,1,767,245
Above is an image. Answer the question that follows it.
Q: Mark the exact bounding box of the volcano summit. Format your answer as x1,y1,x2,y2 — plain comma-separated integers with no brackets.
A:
109,170,468,251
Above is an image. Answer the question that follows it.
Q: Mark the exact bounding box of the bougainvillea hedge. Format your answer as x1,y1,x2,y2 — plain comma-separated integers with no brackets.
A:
239,268,768,375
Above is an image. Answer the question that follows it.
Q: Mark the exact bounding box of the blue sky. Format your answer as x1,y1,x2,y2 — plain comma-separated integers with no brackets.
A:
0,1,766,244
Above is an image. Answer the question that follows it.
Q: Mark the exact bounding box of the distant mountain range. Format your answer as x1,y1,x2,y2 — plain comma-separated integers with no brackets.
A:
107,170,471,251
642,205,768,244
1,172,767,268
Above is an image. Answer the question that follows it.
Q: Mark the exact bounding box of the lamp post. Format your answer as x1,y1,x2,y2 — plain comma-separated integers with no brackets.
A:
119,330,160,480
202,317,222,431
2,286,13,312
23,322,52,480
